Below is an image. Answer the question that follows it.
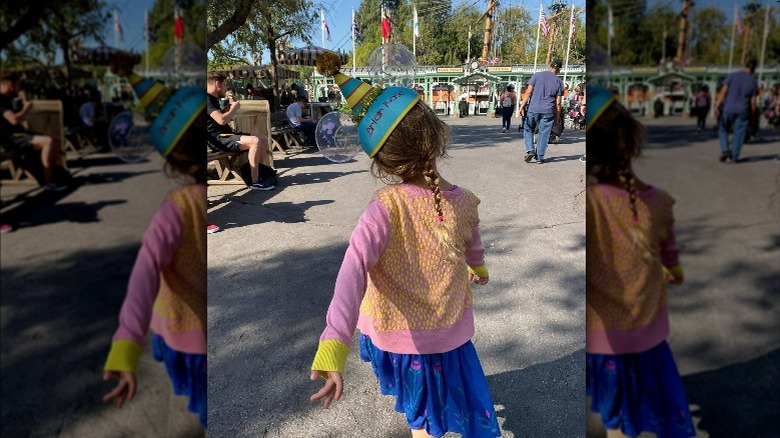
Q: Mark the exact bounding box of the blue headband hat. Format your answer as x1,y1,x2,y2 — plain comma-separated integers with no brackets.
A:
109,52,206,157
315,51,420,157
585,85,616,131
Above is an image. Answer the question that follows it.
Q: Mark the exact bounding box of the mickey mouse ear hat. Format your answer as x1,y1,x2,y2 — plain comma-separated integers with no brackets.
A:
315,52,420,157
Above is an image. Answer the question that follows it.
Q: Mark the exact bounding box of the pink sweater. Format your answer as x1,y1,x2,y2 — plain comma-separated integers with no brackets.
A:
105,184,206,373
319,184,487,356
586,183,680,355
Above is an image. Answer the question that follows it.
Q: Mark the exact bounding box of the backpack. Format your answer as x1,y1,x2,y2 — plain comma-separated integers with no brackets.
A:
695,95,708,108
502,95,513,107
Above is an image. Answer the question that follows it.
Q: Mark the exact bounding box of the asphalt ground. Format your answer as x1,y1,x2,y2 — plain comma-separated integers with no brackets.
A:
634,115,779,438
1,152,203,437
207,113,587,437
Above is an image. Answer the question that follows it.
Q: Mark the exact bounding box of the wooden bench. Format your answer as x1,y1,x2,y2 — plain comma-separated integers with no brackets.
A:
0,146,38,186
269,109,303,154
206,147,246,185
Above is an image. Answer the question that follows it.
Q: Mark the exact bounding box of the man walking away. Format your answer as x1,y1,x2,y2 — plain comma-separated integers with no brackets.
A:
519,59,564,164
714,60,758,163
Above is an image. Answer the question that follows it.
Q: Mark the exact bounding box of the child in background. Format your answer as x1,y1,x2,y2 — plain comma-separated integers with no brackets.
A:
101,55,207,431
585,86,695,438
307,52,501,438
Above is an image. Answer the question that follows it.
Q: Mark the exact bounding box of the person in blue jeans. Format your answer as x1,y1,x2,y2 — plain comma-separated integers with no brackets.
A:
715,59,758,163
519,59,563,164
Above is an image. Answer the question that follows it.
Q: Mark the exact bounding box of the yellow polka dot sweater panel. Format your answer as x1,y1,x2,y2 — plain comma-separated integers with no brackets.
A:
586,184,677,354
150,184,207,353
361,185,480,333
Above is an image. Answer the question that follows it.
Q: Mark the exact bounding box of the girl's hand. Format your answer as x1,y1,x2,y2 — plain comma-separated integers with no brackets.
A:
469,273,489,285
102,371,137,408
310,371,343,408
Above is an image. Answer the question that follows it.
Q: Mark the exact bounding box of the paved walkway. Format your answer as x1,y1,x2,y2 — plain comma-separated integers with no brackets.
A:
1,152,202,437
207,114,586,437
635,115,779,438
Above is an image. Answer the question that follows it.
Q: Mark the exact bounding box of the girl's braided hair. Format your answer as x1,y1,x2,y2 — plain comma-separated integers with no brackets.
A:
587,99,656,263
370,101,462,262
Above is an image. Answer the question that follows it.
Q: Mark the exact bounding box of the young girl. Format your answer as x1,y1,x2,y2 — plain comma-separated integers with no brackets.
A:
308,52,501,438
101,56,207,432
585,86,695,438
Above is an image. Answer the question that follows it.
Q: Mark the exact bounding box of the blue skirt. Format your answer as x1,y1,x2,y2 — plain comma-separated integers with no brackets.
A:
359,334,501,438
152,333,207,429
586,341,695,438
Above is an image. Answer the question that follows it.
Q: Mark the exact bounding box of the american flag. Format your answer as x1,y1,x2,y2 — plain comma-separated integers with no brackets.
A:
569,14,576,38
540,10,550,37
114,13,124,42
353,17,362,43
736,11,744,36
145,13,155,44
322,14,331,41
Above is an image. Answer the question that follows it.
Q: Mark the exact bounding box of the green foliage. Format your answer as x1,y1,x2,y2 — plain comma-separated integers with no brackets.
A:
1,0,110,68
207,0,317,69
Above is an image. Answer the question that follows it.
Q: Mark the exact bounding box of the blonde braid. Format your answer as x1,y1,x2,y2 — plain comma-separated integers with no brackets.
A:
619,162,655,263
422,158,461,262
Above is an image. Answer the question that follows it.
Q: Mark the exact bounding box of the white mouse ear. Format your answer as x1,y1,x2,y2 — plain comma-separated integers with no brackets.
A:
315,111,361,163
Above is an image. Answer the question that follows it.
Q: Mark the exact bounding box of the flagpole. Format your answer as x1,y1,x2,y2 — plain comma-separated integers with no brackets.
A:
113,6,119,48
413,4,417,57
321,7,325,48
144,9,149,74
533,2,542,72
352,8,356,71
563,2,575,86
728,4,736,71
758,6,770,86
607,4,613,84
467,25,472,65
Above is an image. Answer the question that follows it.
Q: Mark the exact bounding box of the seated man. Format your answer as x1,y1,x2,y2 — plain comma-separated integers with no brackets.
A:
207,71,275,191
286,96,317,146
1,73,67,190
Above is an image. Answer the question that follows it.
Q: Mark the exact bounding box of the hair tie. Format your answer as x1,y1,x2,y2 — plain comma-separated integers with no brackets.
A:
437,215,444,222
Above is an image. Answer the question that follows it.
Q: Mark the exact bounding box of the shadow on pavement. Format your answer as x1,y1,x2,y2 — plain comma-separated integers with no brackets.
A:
0,242,146,436
209,199,336,229
683,348,780,438
488,349,585,438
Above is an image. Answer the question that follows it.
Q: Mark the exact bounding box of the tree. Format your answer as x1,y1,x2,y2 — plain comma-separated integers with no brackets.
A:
207,0,317,102
2,0,110,84
690,7,728,64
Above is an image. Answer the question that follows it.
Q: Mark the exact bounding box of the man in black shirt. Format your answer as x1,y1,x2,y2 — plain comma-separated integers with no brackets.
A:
206,72,274,190
0,73,67,190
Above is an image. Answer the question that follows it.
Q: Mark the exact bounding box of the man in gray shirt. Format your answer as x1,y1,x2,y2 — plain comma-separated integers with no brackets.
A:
519,59,564,164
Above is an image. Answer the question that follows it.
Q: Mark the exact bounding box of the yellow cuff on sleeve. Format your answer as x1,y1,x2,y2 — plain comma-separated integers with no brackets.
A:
311,340,350,374
104,339,143,373
666,265,684,279
468,264,489,279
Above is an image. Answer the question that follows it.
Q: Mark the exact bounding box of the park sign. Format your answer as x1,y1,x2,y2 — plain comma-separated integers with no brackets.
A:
437,67,463,73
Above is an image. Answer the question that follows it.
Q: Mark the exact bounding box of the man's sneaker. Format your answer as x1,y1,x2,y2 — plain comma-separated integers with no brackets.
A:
719,152,731,162
524,151,535,163
250,180,275,191
536,157,545,164
0,224,13,234
43,182,68,191
501,128,508,133
206,224,221,234
579,154,586,162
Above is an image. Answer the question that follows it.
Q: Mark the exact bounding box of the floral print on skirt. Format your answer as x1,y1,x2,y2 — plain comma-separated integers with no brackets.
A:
152,332,207,429
586,341,695,438
359,334,501,438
